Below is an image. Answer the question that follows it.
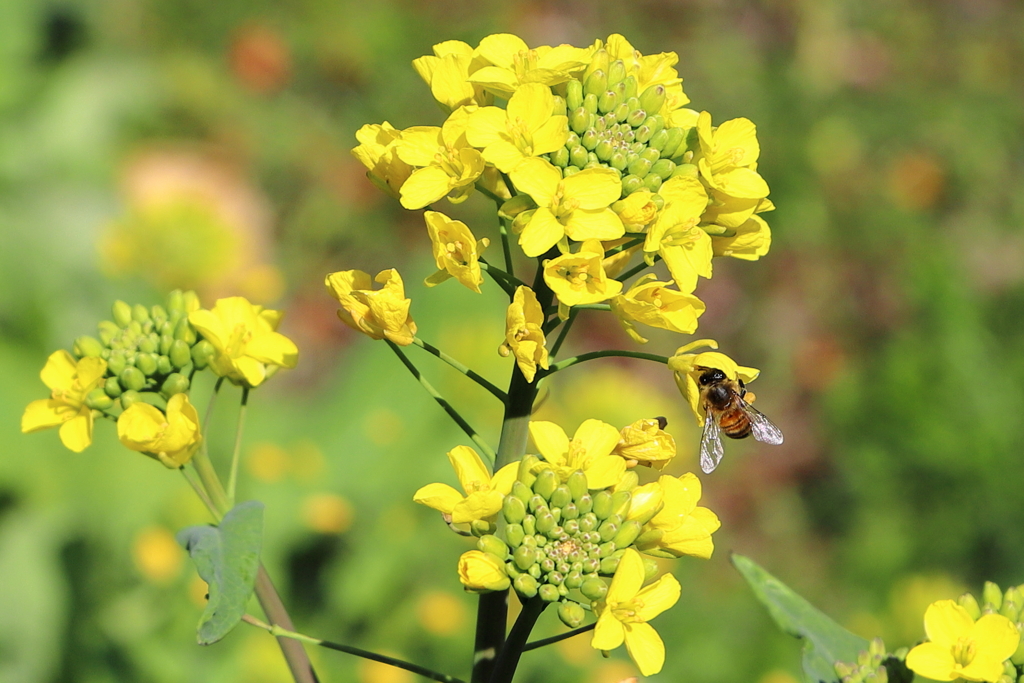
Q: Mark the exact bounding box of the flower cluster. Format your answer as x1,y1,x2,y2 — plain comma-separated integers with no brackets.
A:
21,290,297,466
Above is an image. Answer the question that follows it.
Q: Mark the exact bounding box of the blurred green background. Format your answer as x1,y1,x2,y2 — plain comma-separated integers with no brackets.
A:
3,0,1024,681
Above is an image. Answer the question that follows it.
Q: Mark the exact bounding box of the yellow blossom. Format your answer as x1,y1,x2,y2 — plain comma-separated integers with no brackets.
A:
711,214,772,261
613,190,658,231
610,275,705,343
351,122,412,199
21,351,107,453
466,83,569,173
468,33,591,98
906,600,1020,682
643,176,712,294
591,548,680,676
188,297,298,387
613,418,676,470
413,445,518,525
457,550,510,592
412,40,492,112
636,473,720,559
501,286,549,383
395,107,485,209
423,211,489,292
529,419,626,489
117,394,202,468
509,158,625,257
695,111,769,201
667,339,760,425
543,240,623,314
325,269,417,346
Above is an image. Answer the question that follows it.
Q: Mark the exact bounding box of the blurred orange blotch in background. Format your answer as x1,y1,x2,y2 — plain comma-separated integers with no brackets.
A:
132,525,183,584
229,23,292,94
100,149,285,304
888,151,946,212
301,493,354,534
415,590,467,636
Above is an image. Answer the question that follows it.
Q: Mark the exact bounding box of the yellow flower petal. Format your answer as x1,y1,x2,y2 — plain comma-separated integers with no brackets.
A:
451,491,504,524
606,548,645,604
39,350,77,392
905,642,958,682
447,445,490,493
574,419,621,458
412,483,463,515
458,550,510,592
583,456,627,490
924,600,976,648
529,422,570,466
58,413,93,453
519,208,565,257
591,610,626,651
623,622,666,676
21,399,74,433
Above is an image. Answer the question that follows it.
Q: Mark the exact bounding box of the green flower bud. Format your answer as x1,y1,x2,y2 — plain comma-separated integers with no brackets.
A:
154,355,172,375
643,174,663,192
598,519,619,543
104,376,123,398
606,59,626,88
627,157,652,178
551,95,567,117
528,563,542,579
74,335,104,358
597,541,617,558
565,79,584,111
513,545,537,571
578,512,597,533
600,554,623,575
593,491,613,519
157,334,172,356
470,519,495,536
604,151,625,173
514,573,539,598
119,390,141,409
659,127,686,158
584,69,608,97
503,495,527,524
597,89,617,115
622,75,638,100
547,571,564,586
565,145,586,172
174,318,197,344
561,502,579,521
984,582,1004,610
582,557,599,575
637,84,666,115
512,480,533,504
120,367,146,392
563,166,580,177
540,557,555,573
576,494,593,515
160,373,190,397
613,520,643,548
1007,587,1023,608
650,159,676,179
535,512,555,534
528,495,546,514
97,321,119,345
547,484,570,509
533,470,558,500
570,107,591,136
112,300,133,328
505,523,525,548
640,147,661,164
580,576,608,601
563,520,580,537
957,592,981,619
643,556,659,581
549,146,570,168
1001,600,1020,623
1010,635,1024,666
565,471,588,502
131,304,150,324
635,528,664,548
583,93,598,115
521,534,537,548
181,290,201,312
619,174,643,196
558,601,586,628
126,320,143,336
191,340,215,369
672,163,699,179
538,584,560,602
522,514,536,536
134,333,155,354
84,387,114,410
518,455,540,488
166,289,185,313
613,102,630,123
648,129,670,152
136,352,158,376
478,535,509,560
168,339,191,369
581,129,598,151
594,139,614,162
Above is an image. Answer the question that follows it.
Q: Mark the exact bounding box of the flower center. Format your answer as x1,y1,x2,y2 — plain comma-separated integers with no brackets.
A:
512,49,540,80
951,636,977,667
225,323,251,358
611,599,644,624
508,117,534,155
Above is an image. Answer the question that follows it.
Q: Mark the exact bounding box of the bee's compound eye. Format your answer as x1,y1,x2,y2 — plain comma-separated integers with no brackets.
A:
698,371,714,386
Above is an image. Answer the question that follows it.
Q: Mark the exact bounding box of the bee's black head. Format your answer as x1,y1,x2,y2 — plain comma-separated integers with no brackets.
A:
698,368,726,386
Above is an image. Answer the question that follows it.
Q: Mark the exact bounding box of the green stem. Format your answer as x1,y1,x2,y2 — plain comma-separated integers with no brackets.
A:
498,219,515,278
243,615,465,683
603,236,645,257
487,597,547,683
479,260,526,292
522,623,595,652
548,308,578,358
253,568,320,683
180,466,218,519
386,340,497,465
616,253,661,282
540,349,670,377
226,386,249,506
413,337,508,404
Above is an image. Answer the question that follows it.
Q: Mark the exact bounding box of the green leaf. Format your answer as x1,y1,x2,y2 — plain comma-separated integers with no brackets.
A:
732,553,869,683
177,500,264,645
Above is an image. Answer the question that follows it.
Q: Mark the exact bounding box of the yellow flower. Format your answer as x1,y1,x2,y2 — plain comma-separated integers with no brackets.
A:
543,240,623,314
457,550,510,592
188,297,298,387
351,122,413,199
413,445,518,525
412,40,492,112
117,394,202,468
501,286,549,383
21,351,107,452
423,211,489,293
610,275,705,344
591,548,680,676
613,418,676,470
711,214,772,261
667,339,760,425
509,158,625,257
695,111,769,201
643,176,712,294
465,83,569,173
906,600,1020,682
325,269,417,346
529,419,626,489
613,190,658,231
468,33,591,98
637,473,721,559
395,107,486,210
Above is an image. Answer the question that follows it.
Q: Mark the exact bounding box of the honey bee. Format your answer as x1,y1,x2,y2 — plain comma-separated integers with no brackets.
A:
697,367,784,473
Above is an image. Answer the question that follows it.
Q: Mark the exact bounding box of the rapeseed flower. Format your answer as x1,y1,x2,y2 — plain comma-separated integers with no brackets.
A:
412,40,492,112
543,240,622,315
610,275,705,343
613,418,676,470
325,269,417,346
423,211,489,293
396,107,485,210
468,33,591,97
500,286,549,382
529,419,626,489
21,351,107,452
668,340,759,424
643,176,711,294
117,394,202,468
906,600,1020,682
351,122,412,199
413,445,518,525
465,83,568,173
636,473,720,559
457,550,510,592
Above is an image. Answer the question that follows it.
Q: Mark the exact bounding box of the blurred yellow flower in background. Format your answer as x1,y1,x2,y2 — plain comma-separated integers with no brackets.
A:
132,526,184,584
21,351,107,453
301,493,354,534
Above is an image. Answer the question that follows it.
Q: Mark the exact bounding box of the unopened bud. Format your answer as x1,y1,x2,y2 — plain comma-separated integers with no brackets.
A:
566,471,588,502
598,520,619,543
581,129,598,151
550,485,572,509
576,494,593,515
136,353,158,376
119,390,140,409
535,512,555,534
638,85,667,116
621,174,644,195
517,455,540,488
514,573,539,598
522,515,536,536
513,545,537,571
112,300,133,328
643,174,663,192
503,495,527,524
570,107,591,136
627,157,652,178
597,541,617,558
610,491,632,517
606,59,626,87
609,151,628,172
120,367,146,392
1001,600,1020,622
191,340,214,369
561,502,579,521
984,582,1004,611
156,355,173,375
169,339,192,368
85,387,114,410
137,334,156,354
505,523,525,548
650,159,676,179
538,584,560,602
580,576,608,601
97,321,119,345
74,335,104,358
512,480,532,504
583,93,598,115
613,520,642,548
104,377,122,398
600,554,622,575
549,146,570,168
477,535,509,560
528,495,546,514
672,163,699,179
470,519,494,536
1010,636,1024,666
130,304,149,324
174,318,197,344
160,373,190,397
593,491,613,519
558,601,586,628
613,102,629,123
584,69,608,98
659,127,686,158
565,79,584,110
534,470,558,500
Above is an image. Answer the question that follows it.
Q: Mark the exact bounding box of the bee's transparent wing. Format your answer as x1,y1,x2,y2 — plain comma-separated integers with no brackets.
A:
699,411,725,473
743,402,784,445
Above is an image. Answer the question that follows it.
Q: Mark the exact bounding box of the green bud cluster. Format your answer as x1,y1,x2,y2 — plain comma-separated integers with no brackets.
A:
834,638,905,683
472,456,655,629
72,290,209,415
548,62,697,198
970,582,1024,669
